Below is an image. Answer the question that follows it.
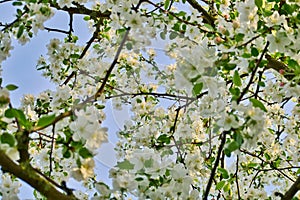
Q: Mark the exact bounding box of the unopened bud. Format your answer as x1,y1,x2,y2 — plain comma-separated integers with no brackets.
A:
279,69,285,75
215,36,223,44
233,20,240,29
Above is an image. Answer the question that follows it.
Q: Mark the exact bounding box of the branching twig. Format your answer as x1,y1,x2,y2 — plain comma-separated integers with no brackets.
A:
44,27,69,34
107,92,195,101
186,0,215,26
94,28,130,100
237,41,269,103
203,131,228,200
0,150,77,200
235,155,241,199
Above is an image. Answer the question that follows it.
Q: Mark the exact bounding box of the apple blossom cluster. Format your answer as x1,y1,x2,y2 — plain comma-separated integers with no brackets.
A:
0,0,300,199
0,33,13,63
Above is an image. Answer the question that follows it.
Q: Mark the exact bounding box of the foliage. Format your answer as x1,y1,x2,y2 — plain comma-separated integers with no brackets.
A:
0,0,300,199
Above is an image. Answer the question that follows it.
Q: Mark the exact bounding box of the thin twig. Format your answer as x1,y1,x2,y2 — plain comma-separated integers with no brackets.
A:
203,131,228,200
49,124,56,177
237,41,269,103
44,27,69,34
94,28,130,100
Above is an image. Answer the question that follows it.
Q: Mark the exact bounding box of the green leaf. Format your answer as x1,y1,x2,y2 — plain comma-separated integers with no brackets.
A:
5,108,30,129
36,114,55,127
117,160,134,170
126,42,133,50
255,0,263,8
164,0,170,10
203,23,214,32
250,98,267,112
169,32,178,40
251,47,259,57
157,134,171,144
12,1,23,6
216,180,226,190
1,132,15,147
224,148,231,157
281,3,294,14
258,81,265,87
144,158,153,168
218,168,229,179
192,82,203,96
229,87,240,96
226,141,240,155
233,70,242,87
223,183,231,192
5,84,18,91
83,16,90,21
17,25,24,38
79,147,93,158
160,31,166,40
173,23,180,32
234,33,244,42
264,153,271,160
233,131,243,146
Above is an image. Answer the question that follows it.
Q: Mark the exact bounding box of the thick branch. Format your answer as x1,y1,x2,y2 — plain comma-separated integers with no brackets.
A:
32,110,72,132
282,176,300,200
186,0,215,26
0,151,77,200
49,1,110,20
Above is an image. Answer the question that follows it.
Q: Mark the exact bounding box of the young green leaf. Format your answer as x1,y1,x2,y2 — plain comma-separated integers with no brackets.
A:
36,114,56,127
5,84,18,91
117,160,134,170
5,108,30,129
1,132,15,147
233,70,242,86
164,0,170,10
218,168,229,179
255,0,263,8
250,98,267,112
192,82,203,96
216,180,226,190
79,147,93,158
169,32,178,40
17,25,24,38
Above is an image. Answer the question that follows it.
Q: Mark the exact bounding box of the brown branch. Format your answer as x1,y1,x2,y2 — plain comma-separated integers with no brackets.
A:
235,155,241,199
31,110,72,132
237,41,269,103
49,124,56,177
0,150,77,200
106,92,195,101
241,149,295,182
44,27,69,34
186,0,215,27
203,131,228,200
49,1,110,20
282,176,300,200
0,0,13,3
94,28,130,100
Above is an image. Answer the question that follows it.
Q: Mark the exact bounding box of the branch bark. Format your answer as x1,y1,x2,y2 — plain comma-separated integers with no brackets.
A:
0,151,77,200
186,0,215,26
282,176,300,200
203,131,227,200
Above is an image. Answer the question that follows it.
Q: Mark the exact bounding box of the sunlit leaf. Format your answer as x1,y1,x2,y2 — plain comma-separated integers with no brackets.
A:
117,160,134,170
36,114,56,127
250,98,267,112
